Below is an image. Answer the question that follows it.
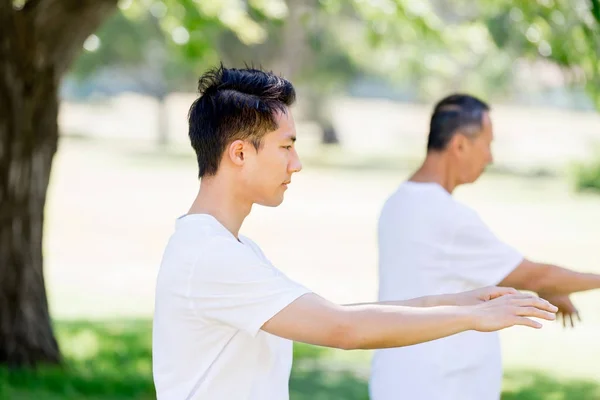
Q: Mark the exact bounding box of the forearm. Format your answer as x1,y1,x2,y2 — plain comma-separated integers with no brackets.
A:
536,265,600,294
341,304,473,349
346,293,457,308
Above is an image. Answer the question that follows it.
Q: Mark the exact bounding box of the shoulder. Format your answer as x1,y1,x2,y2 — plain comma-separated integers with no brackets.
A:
185,236,278,288
201,235,260,265
451,200,485,227
380,182,467,222
449,202,500,247
383,183,452,207
239,234,260,251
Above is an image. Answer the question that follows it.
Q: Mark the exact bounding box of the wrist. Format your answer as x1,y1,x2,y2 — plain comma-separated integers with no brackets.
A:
455,305,478,331
438,293,460,307
423,294,455,307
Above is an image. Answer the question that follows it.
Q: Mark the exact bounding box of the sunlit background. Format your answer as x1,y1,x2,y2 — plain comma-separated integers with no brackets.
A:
1,0,600,399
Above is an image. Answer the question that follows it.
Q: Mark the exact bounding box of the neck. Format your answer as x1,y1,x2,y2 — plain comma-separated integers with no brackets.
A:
187,175,252,239
409,152,459,193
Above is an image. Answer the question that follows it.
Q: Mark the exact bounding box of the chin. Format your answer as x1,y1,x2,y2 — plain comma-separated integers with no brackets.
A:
472,174,484,183
463,173,484,185
257,195,285,208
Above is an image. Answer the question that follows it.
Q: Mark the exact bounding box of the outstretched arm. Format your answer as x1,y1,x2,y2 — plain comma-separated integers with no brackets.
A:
500,259,600,295
499,259,600,328
261,291,557,350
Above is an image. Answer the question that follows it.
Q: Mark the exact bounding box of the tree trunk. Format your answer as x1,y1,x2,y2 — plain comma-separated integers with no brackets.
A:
0,0,118,368
304,89,340,145
0,63,61,367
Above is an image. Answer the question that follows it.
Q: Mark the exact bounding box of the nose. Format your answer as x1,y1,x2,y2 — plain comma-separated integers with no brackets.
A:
289,149,302,173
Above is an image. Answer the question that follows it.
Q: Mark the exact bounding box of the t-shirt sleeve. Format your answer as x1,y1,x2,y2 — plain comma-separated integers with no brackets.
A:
448,209,524,288
189,237,311,336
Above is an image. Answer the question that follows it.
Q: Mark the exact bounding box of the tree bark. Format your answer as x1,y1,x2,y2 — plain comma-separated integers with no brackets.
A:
0,0,117,368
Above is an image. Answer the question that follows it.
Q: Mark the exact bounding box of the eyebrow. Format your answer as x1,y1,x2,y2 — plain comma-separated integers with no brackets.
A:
285,134,296,142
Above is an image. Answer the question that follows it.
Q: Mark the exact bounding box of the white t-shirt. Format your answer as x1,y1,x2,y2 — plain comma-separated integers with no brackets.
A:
152,214,310,400
369,182,523,400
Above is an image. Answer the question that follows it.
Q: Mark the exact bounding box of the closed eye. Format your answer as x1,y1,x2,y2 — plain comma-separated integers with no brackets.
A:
283,145,293,150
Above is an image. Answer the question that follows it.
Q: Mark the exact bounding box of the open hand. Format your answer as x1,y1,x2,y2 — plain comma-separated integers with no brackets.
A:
538,293,580,328
469,293,558,332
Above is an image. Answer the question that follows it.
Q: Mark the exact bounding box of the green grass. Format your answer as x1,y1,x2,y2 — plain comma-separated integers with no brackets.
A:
1,321,599,399
0,321,154,400
502,371,600,400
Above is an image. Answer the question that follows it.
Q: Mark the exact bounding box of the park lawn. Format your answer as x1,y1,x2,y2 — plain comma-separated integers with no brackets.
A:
1,320,599,400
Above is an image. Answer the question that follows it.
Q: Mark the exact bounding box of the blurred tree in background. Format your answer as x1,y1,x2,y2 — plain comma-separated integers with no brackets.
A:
70,0,600,144
0,0,119,368
484,0,600,107
1,0,599,369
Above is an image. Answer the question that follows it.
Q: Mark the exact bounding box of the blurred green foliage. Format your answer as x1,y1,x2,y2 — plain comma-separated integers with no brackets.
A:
484,0,600,107
573,154,600,192
70,0,599,107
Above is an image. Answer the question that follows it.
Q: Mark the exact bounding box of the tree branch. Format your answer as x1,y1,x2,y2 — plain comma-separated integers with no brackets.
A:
30,0,119,77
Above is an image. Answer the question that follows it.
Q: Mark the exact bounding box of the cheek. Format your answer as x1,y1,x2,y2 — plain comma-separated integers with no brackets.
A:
274,150,290,171
476,145,490,164
254,150,286,181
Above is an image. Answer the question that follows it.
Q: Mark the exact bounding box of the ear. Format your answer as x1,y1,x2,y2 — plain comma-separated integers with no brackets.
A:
448,133,467,155
227,139,246,167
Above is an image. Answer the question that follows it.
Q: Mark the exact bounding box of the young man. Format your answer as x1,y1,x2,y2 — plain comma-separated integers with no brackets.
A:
370,94,600,400
152,68,557,400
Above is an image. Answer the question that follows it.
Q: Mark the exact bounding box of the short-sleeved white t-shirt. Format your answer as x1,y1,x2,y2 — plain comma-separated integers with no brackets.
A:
152,214,310,400
369,182,523,400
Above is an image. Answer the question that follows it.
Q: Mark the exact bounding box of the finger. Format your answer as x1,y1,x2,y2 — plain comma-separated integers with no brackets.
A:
569,313,575,328
512,297,558,313
515,306,556,321
496,294,539,304
514,316,543,329
505,293,548,302
535,297,559,312
506,293,539,300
